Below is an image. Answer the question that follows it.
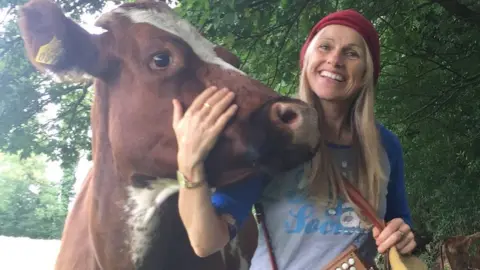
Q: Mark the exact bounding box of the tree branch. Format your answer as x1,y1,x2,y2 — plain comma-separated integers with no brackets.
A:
239,38,260,70
66,84,90,130
268,0,312,86
431,0,480,27
382,45,466,79
0,7,14,25
400,73,480,123
248,0,270,9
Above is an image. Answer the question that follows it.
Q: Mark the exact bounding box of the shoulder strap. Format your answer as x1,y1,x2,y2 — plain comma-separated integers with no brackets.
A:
343,180,385,230
343,180,391,269
253,203,279,270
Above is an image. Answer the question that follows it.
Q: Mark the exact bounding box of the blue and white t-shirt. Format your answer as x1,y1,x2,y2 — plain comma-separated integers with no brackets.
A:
211,124,412,269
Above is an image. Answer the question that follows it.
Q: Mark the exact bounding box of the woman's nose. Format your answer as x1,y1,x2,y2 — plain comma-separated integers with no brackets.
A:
327,50,345,67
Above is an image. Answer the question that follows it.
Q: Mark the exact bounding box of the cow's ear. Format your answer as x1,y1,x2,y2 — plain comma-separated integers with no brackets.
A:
18,0,110,81
214,46,241,68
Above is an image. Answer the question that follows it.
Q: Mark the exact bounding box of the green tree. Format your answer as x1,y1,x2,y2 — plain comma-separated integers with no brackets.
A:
0,152,66,239
1,0,480,265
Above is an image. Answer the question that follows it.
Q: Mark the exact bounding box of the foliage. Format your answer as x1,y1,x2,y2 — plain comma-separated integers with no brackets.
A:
0,0,479,266
0,0,93,216
0,152,66,239
179,1,480,261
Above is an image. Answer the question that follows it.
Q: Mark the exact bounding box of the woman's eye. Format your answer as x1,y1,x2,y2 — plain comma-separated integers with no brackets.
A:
150,53,171,69
346,51,359,58
319,44,329,50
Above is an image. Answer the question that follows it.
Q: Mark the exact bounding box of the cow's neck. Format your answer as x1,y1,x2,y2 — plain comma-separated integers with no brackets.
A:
86,82,133,269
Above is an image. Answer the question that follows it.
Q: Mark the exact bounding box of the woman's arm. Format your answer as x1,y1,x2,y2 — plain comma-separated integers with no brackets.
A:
178,166,268,257
173,87,236,257
172,86,267,257
177,165,228,257
383,131,412,227
374,125,416,254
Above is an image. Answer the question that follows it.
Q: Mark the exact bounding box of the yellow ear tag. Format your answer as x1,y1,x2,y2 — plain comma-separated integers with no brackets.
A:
35,36,64,65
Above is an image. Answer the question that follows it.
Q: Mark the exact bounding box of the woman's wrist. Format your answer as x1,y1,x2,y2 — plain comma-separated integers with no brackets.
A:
178,162,206,184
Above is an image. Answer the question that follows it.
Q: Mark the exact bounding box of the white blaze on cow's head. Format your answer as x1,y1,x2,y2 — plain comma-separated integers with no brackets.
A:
96,1,244,74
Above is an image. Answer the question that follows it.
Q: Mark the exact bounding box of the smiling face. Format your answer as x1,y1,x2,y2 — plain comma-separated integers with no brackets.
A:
305,24,367,102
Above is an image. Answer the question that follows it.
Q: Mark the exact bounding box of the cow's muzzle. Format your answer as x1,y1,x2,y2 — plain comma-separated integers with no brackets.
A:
269,99,320,151
244,97,321,174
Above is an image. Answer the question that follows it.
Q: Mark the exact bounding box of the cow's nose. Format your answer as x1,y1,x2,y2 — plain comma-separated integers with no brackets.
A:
270,102,304,130
269,100,320,151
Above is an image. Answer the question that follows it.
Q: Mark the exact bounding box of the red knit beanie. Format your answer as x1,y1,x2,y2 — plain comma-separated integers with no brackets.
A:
299,9,380,84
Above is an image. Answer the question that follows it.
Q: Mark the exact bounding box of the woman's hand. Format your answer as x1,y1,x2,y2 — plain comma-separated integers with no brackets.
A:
373,218,416,255
172,86,238,178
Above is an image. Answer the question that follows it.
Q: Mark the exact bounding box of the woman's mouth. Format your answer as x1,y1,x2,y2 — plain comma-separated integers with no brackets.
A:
319,70,345,82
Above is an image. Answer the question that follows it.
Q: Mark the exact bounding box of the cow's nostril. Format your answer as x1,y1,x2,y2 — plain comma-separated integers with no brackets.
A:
272,102,302,129
277,106,298,125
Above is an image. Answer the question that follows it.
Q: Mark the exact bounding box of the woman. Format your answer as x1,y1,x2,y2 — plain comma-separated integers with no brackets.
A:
172,9,417,269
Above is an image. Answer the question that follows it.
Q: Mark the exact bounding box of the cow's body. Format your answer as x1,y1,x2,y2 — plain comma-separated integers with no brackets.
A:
17,0,321,269
435,232,480,270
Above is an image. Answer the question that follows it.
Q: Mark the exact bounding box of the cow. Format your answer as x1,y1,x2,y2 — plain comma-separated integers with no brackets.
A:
435,232,480,270
17,0,321,269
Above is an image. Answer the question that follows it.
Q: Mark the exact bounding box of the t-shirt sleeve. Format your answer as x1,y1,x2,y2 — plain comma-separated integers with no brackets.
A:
379,125,413,228
211,174,269,239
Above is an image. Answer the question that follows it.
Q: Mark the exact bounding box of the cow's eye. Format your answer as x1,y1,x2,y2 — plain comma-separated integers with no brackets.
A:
150,53,171,69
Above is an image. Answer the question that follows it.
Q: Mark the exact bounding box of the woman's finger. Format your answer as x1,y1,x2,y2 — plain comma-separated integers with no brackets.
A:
188,86,218,113
399,238,416,254
376,218,402,245
394,223,412,249
205,91,235,124
204,87,230,107
398,223,411,235
377,231,403,253
395,231,414,251
372,226,381,240
196,88,230,119
211,104,238,134
172,99,184,128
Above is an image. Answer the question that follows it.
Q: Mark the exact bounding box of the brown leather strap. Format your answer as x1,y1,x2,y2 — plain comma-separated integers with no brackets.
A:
343,180,391,270
343,180,385,230
254,203,279,270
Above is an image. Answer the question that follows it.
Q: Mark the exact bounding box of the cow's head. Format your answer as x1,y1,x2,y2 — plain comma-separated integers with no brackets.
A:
18,0,320,187
441,232,480,270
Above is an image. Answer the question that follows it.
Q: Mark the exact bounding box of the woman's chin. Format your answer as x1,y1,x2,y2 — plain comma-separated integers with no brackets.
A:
312,86,344,100
311,89,352,103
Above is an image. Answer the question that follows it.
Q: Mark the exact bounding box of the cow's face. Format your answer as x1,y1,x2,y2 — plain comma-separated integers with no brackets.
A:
18,0,321,187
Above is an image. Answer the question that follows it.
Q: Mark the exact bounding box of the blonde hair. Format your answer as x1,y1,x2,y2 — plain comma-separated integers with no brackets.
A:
298,33,386,213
